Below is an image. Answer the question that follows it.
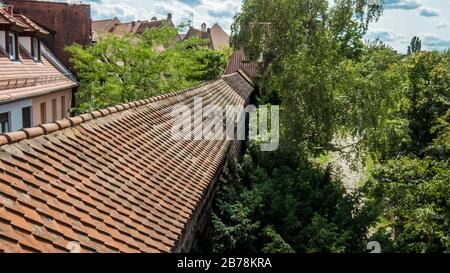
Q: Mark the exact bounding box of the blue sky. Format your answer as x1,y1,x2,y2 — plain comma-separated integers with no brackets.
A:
67,0,450,53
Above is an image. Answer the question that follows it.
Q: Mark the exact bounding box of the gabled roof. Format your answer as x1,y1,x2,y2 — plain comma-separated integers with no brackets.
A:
92,17,121,41
13,13,49,37
225,49,259,78
0,72,253,253
0,7,28,30
183,23,229,50
209,23,230,50
109,21,143,36
92,17,121,33
93,15,179,41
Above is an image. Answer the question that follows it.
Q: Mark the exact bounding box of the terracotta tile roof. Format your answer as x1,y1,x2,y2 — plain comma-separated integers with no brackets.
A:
13,14,49,37
184,24,229,50
225,49,259,78
184,27,211,40
91,19,115,33
0,72,253,253
0,44,76,104
93,15,181,42
109,21,143,36
107,19,173,36
0,7,27,29
209,24,230,50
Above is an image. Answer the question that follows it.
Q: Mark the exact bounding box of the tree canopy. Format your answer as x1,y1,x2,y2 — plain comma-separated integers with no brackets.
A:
209,0,450,253
67,24,230,113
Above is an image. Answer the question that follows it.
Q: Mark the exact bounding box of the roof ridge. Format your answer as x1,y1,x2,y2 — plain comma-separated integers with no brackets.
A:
5,0,90,6
0,78,220,147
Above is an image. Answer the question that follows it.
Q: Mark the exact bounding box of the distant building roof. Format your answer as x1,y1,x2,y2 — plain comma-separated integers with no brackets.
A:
184,23,230,50
0,71,253,253
92,14,180,41
225,49,259,78
91,17,121,41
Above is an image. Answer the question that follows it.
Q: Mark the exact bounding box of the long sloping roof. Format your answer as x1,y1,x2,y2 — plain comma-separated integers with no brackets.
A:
0,72,253,253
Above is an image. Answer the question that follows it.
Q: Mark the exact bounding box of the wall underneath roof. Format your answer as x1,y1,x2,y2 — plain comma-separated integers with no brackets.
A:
31,88,72,126
174,139,244,252
19,36,31,53
0,31,5,50
0,99,32,132
5,0,92,70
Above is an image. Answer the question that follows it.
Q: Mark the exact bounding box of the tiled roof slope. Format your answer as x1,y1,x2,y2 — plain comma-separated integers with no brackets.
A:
0,72,253,253
96,15,180,41
184,24,229,50
225,49,259,78
0,45,76,103
0,7,27,29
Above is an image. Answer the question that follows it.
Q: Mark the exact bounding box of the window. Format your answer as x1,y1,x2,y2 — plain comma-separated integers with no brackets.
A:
31,37,41,62
22,107,32,129
61,96,66,119
52,99,57,122
0,112,10,134
40,102,46,124
7,32,18,61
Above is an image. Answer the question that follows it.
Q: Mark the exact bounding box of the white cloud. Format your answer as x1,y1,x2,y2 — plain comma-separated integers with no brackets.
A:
384,0,421,10
85,0,241,33
421,33,450,49
365,28,405,42
419,7,440,17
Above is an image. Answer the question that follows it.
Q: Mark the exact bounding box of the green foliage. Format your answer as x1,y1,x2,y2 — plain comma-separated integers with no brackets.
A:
407,36,422,55
232,0,391,155
406,51,450,152
210,146,378,253
215,0,449,254
262,226,295,253
365,50,450,253
66,24,229,113
366,156,450,252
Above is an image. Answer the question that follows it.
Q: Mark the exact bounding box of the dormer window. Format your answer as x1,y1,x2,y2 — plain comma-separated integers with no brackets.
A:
7,31,18,61
31,37,41,62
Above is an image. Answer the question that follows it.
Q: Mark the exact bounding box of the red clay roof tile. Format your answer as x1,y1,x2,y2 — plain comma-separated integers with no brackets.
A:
0,73,253,253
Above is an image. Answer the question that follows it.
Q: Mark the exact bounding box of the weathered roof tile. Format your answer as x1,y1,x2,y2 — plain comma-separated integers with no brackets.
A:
0,73,253,253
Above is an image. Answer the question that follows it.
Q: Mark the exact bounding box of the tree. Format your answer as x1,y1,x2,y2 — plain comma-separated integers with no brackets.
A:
366,50,450,253
66,24,229,113
407,36,422,55
406,51,450,151
231,0,387,155
210,145,379,253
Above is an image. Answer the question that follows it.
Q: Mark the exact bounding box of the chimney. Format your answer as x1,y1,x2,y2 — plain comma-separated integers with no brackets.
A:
167,13,172,20
201,23,207,32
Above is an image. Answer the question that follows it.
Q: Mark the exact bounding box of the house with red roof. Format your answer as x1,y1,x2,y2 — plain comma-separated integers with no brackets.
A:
225,49,259,79
184,22,230,51
4,0,91,70
92,13,181,42
0,4,77,133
